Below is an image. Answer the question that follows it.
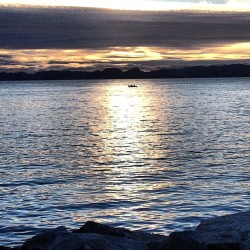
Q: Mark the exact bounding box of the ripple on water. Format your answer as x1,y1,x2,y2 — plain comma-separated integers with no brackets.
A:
0,78,250,246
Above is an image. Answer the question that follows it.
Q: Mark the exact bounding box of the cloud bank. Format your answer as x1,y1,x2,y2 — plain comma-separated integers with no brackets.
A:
0,6,250,72
1,7,250,50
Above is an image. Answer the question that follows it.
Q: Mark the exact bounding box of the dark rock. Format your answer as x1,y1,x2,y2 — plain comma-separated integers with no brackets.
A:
196,211,250,248
73,221,169,250
167,231,207,250
207,242,241,250
243,236,250,250
146,240,167,250
21,226,68,250
73,221,131,238
0,247,12,250
146,239,171,250
21,226,148,250
3,211,250,250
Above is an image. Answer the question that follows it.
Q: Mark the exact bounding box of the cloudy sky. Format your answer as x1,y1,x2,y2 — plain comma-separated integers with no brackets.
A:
0,0,250,72
2,0,250,11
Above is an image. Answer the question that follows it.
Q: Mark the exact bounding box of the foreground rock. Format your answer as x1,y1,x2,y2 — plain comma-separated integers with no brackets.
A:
20,223,168,250
3,211,250,250
196,210,250,250
21,226,149,250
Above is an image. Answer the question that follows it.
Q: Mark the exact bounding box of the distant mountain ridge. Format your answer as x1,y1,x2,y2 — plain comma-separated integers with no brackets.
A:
1,64,250,81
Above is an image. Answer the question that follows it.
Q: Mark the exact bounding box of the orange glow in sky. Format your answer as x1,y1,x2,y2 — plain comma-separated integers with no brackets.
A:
1,42,250,72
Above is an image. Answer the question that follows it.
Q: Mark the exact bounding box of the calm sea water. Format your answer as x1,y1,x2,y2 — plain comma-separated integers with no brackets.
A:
0,78,249,246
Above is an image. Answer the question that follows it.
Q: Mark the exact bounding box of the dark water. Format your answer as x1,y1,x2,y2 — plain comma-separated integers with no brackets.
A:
0,78,249,246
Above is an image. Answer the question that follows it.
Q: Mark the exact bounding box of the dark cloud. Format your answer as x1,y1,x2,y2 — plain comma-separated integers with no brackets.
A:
0,54,13,59
0,54,17,65
47,60,93,65
0,6,250,50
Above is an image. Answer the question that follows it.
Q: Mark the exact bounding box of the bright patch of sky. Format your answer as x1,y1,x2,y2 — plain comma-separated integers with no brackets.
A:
1,0,250,11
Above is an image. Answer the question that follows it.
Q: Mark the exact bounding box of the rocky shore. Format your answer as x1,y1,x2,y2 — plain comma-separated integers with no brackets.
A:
1,210,249,250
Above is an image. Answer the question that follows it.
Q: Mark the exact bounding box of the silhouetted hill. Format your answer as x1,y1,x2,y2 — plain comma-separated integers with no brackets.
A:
1,64,250,81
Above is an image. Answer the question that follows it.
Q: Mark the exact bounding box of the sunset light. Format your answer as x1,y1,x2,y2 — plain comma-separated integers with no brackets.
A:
1,0,250,247
1,42,250,72
1,0,250,11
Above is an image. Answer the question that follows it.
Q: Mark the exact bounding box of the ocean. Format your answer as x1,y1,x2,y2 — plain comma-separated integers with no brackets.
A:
0,78,249,247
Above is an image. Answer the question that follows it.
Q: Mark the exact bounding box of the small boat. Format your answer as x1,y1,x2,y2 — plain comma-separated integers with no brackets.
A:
128,84,137,87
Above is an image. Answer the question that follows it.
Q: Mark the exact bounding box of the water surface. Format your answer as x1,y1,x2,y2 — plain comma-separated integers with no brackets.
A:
0,78,249,246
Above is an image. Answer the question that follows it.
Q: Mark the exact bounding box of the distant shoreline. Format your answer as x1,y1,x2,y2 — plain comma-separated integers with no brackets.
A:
1,63,250,81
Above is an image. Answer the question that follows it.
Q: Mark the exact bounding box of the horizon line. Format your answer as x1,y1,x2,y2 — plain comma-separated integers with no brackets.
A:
0,62,249,72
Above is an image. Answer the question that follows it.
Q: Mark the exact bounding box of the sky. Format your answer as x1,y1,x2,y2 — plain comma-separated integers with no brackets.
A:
2,0,250,11
0,0,250,72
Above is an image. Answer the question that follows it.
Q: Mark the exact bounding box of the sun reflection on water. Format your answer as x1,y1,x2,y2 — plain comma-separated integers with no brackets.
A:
106,85,145,155
101,83,168,164
92,82,167,212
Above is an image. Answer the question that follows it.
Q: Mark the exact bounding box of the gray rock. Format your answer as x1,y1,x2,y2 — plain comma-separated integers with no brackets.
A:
0,247,12,250
196,210,250,250
128,230,169,250
167,230,207,250
242,234,250,250
73,221,131,238
4,210,250,250
21,226,148,250
21,227,68,250
73,221,168,250
206,242,241,250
